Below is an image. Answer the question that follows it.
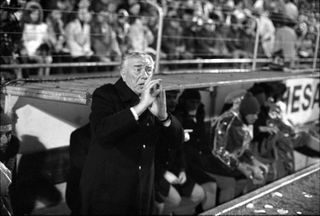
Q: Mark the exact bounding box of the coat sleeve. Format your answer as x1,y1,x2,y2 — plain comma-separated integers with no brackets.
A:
160,114,185,169
89,85,139,144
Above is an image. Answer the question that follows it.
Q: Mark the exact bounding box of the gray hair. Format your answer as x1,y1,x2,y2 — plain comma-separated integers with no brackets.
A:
120,52,154,74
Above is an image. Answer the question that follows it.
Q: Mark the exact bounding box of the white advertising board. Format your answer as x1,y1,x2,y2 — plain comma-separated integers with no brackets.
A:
282,78,319,125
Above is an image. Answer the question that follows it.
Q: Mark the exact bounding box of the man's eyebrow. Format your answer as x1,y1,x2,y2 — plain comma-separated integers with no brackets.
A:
133,64,143,68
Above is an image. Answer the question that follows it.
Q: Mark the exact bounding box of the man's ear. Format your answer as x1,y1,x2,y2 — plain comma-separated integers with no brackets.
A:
120,70,126,81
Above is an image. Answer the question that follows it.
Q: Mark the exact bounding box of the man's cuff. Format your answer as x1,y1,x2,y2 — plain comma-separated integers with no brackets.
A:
130,107,139,121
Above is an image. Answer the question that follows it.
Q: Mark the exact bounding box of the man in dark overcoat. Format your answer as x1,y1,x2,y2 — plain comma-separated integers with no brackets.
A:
80,52,183,215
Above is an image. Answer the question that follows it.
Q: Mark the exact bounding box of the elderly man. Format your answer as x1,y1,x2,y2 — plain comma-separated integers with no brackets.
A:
80,52,183,215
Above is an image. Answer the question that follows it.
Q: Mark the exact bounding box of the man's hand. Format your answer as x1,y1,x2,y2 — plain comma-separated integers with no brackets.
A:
238,162,254,180
259,126,279,134
148,81,168,121
177,171,187,185
132,79,161,116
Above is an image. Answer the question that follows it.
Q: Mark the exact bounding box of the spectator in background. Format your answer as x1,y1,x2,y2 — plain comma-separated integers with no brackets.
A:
91,9,121,63
161,13,184,61
20,1,52,77
65,8,97,73
298,32,314,58
253,3,275,58
0,113,20,216
46,6,67,74
272,13,298,69
282,0,299,22
126,3,154,54
0,0,22,81
225,15,251,59
194,18,217,59
114,9,130,55
180,8,196,59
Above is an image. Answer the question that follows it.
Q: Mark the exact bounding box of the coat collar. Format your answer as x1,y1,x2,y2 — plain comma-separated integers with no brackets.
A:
115,78,139,105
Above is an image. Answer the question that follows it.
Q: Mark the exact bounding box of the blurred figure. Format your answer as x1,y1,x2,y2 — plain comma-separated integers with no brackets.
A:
65,8,97,73
46,7,68,74
161,13,184,61
20,1,52,77
91,9,121,63
114,9,130,55
0,0,22,81
180,8,196,59
253,4,275,58
0,113,19,216
272,13,298,69
194,18,217,59
126,3,154,54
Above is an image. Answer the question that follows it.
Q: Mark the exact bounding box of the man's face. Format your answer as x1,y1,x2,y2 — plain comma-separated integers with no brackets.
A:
166,92,178,112
0,130,12,152
245,113,258,125
121,56,154,94
185,98,200,113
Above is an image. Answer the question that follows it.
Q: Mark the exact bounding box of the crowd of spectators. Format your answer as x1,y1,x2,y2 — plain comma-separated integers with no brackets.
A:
0,0,319,78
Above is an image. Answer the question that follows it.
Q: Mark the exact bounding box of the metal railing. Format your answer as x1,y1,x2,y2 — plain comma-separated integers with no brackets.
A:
0,9,319,77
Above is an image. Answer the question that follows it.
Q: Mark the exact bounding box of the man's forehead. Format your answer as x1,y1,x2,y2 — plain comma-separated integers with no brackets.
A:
129,56,154,67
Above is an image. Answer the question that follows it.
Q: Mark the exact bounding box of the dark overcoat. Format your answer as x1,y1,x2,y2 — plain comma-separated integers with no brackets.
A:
80,78,183,215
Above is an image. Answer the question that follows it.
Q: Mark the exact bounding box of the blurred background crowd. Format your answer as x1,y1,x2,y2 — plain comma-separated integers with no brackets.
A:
0,0,319,78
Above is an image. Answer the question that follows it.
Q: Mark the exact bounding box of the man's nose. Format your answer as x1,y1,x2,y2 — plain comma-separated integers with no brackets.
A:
141,69,149,79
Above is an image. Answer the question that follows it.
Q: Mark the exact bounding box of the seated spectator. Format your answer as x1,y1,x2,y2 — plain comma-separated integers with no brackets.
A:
225,15,252,59
155,90,208,215
114,9,130,55
46,7,68,74
174,89,217,212
126,3,154,54
66,123,91,215
253,5,275,58
180,8,196,59
272,13,298,69
209,93,269,204
0,113,20,216
194,18,217,59
249,83,294,183
161,13,184,61
20,1,52,77
298,32,314,58
65,8,98,73
0,0,22,81
91,9,121,63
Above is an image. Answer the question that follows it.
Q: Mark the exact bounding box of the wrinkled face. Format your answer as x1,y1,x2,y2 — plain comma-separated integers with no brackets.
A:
245,113,258,125
121,55,154,95
0,129,12,152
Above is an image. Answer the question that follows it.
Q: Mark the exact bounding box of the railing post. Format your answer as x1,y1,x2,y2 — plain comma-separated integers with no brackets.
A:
146,0,164,74
313,24,320,72
252,18,260,71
